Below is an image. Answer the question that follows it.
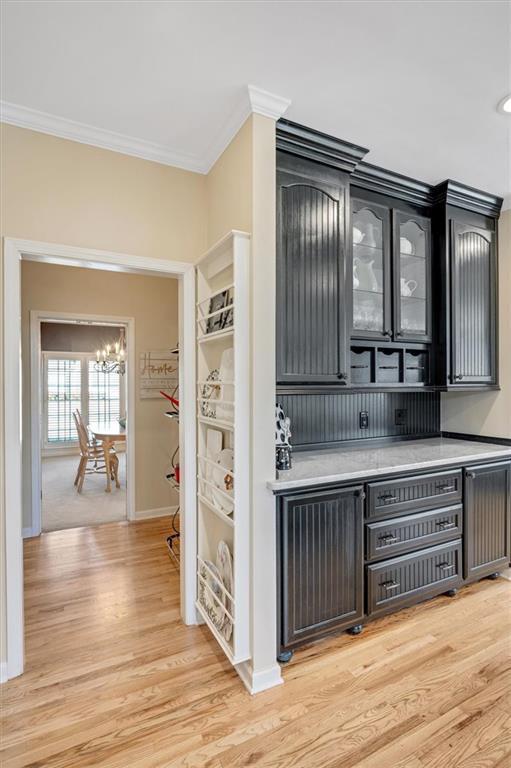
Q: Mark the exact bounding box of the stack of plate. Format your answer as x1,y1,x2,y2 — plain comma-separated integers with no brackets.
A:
198,540,233,641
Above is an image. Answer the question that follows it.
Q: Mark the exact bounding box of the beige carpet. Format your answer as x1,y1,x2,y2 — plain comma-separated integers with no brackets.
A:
42,453,126,532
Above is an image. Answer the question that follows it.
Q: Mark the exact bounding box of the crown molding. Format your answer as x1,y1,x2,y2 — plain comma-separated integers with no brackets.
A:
276,119,369,175
351,162,433,207
0,100,205,173
248,85,292,120
1,85,292,176
432,179,503,218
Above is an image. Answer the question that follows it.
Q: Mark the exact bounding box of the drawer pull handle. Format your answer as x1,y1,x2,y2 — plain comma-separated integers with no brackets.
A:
436,521,456,530
381,580,400,591
437,563,455,572
379,365,399,370
380,494,399,503
379,535,399,544
438,484,456,492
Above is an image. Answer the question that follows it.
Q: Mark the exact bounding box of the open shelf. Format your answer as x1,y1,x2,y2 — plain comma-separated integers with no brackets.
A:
195,230,250,667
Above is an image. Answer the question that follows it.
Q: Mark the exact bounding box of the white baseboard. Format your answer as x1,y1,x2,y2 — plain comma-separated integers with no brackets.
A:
22,527,38,539
0,662,8,684
134,505,178,521
235,661,284,695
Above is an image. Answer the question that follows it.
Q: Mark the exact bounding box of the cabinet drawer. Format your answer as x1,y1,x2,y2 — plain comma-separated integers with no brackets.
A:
367,469,462,520
367,540,462,617
366,504,463,562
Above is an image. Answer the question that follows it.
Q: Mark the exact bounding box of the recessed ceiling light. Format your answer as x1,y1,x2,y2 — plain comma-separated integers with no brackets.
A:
497,94,511,114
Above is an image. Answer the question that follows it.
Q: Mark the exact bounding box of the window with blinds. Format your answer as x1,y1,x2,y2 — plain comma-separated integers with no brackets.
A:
88,362,121,423
43,354,124,448
46,358,82,443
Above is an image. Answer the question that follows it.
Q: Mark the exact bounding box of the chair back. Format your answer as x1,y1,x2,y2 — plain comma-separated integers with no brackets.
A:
73,409,90,455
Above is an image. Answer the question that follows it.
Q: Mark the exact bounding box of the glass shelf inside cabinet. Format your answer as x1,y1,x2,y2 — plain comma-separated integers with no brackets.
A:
353,208,384,333
398,220,427,335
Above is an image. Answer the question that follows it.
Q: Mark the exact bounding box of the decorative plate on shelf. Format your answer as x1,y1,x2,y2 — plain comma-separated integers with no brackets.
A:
198,559,225,631
211,448,234,514
216,541,233,641
200,369,220,418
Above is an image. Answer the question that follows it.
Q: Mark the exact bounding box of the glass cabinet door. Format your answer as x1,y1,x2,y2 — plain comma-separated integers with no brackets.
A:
352,201,391,340
393,212,431,342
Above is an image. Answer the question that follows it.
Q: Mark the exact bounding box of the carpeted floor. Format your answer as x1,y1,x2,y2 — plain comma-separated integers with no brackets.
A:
42,452,126,531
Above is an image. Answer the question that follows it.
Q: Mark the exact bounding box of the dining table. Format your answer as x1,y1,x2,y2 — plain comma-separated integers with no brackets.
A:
89,421,126,493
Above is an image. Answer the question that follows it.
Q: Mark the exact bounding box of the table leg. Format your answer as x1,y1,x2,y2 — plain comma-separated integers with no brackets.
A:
103,439,112,493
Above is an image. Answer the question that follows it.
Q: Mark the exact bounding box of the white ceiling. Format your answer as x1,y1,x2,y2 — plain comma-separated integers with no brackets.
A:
2,1,510,199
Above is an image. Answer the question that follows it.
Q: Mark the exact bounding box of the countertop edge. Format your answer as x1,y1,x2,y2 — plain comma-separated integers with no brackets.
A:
267,444,511,492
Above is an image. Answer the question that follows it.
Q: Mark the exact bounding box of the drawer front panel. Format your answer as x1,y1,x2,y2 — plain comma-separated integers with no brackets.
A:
367,540,462,617
366,505,463,561
367,470,462,519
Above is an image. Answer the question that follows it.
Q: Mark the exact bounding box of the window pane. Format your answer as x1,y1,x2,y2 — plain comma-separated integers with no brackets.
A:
46,358,81,443
88,362,121,423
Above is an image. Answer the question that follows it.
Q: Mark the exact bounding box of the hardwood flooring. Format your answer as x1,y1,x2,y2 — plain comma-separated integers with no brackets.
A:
1,518,510,767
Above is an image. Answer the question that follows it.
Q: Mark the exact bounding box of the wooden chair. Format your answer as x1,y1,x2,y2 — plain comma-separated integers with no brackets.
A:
72,410,119,493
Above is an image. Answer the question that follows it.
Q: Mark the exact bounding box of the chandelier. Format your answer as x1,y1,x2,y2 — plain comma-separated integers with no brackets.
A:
94,327,126,375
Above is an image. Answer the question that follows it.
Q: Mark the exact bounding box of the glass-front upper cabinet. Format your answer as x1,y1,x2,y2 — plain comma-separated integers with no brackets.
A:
393,211,432,342
352,200,391,340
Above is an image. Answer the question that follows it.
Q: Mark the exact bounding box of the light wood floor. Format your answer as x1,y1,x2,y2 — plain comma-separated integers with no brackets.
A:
1,518,510,768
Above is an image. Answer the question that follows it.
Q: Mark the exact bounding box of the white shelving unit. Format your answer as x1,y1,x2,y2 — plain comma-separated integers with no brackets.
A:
195,230,250,665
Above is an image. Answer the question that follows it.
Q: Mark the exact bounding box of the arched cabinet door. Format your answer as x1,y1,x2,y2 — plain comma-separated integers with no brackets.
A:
276,158,349,385
352,200,392,341
392,211,432,343
450,223,497,385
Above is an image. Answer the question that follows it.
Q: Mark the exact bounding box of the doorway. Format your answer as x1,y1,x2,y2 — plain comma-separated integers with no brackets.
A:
31,314,131,533
3,238,197,681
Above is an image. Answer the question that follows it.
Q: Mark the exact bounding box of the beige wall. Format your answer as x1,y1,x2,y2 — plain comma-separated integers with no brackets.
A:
0,123,207,261
205,118,253,247
441,208,511,439
21,261,180,526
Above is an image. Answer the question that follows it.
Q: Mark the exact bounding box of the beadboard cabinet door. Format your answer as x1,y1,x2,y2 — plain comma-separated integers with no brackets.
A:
464,462,511,582
277,153,350,384
278,486,364,650
450,222,497,385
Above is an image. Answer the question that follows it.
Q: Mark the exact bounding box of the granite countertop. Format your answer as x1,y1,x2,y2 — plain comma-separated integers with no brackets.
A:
268,438,511,492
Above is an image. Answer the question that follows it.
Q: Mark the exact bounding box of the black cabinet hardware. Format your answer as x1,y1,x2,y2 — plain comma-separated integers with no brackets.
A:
453,374,463,381
351,364,369,369
466,472,475,479
337,372,347,382
379,534,399,544
437,562,455,572
379,493,399,502
381,580,400,591
436,521,456,530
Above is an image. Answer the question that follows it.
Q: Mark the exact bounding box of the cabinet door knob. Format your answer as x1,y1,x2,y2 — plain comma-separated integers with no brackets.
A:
383,330,392,338
466,471,475,480
337,372,347,384
453,374,463,381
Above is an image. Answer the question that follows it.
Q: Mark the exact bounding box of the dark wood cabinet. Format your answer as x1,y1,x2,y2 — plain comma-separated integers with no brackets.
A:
352,198,392,341
464,462,510,581
393,211,432,343
278,486,364,651
450,221,497,385
276,153,350,385
275,123,503,402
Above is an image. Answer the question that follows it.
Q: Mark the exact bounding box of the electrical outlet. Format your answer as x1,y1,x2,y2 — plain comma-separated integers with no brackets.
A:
359,410,369,429
395,408,408,426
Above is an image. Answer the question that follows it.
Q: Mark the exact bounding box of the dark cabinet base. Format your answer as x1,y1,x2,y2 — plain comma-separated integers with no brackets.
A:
277,458,511,659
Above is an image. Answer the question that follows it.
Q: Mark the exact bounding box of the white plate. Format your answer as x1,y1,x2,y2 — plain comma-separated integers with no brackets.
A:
216,347,234,421
211,448,234,515
198,559,225,631
216,541,233,641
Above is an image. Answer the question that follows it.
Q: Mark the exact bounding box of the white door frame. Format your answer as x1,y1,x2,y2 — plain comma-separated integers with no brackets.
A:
2,237,197,681
30,310,135,537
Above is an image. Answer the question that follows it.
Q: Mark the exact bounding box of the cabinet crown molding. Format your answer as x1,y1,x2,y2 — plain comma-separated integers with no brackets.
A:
276,119,369,175
351,162,432,207
432,180,503,218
